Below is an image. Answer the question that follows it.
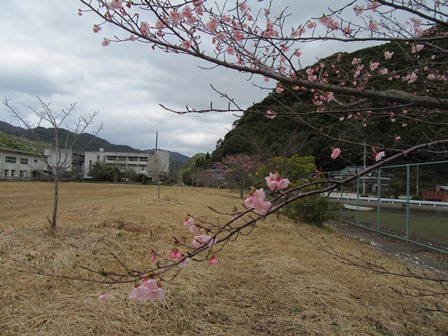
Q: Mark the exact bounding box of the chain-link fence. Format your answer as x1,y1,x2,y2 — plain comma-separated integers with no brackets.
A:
330,160,448,254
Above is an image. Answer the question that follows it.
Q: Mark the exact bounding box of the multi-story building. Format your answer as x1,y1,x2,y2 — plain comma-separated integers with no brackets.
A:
1,146,171,181
83,148,170,180
0,147,47,180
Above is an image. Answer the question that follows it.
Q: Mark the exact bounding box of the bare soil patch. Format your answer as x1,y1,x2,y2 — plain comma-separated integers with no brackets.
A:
0,182,447,335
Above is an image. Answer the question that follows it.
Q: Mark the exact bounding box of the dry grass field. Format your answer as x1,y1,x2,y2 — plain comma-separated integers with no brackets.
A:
0,182,447,335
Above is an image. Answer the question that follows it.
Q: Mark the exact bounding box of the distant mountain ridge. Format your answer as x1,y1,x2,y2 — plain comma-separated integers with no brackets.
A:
0,121,189,175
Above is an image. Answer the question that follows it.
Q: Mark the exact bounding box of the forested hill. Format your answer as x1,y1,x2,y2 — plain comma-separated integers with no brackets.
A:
0,121,189,175
0,121,136,152
211,28,448,172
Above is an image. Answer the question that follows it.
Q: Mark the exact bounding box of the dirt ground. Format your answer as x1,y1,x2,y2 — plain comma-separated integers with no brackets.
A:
0,182,447,335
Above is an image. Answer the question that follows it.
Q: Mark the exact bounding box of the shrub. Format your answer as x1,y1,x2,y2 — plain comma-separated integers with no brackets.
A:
283,193,339,227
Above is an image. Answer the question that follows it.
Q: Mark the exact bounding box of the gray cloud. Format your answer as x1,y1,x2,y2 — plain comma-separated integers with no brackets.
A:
1,1,373,157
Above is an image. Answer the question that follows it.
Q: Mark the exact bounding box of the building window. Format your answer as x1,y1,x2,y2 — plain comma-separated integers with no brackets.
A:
4,169,9,176
34,159,38,163
20,158,29,165
11,170,15,177
5,156,16,163
97,155,100,160
20,170,25,177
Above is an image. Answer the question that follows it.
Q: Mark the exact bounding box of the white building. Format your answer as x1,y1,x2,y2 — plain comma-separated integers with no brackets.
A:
44,148,73,173
0,147,47,180
83,148,170,180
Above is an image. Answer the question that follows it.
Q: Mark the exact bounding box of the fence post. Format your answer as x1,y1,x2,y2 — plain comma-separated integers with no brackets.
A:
406,164,411,241
356,176,360,224
377,168,381,231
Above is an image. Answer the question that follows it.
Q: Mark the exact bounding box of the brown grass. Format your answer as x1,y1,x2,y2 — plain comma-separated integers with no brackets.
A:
0,182,447,335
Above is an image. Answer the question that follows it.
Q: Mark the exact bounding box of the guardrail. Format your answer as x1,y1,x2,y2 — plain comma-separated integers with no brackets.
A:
329,194,448,208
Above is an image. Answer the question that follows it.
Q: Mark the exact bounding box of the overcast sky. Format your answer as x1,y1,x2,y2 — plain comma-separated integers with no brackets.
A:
0,1,372,157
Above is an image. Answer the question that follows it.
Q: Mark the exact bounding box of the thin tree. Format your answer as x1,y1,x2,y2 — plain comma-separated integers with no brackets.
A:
3,97,101,233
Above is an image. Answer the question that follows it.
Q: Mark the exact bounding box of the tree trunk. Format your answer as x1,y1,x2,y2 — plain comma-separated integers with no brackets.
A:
51,174,59,233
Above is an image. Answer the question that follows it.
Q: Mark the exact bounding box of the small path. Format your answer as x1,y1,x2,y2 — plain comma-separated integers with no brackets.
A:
329,221,448,273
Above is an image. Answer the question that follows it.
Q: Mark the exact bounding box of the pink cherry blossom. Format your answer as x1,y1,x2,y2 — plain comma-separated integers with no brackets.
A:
195,5,203,16
232,30,244,42
140,21,150,35
254,200,272,215
405,72,417,84
182,40,191,49
107,0,123,10
93,25,101,33
307,21,317,29
395,135,401,141
192,234,215,248
169,10,183,25
183,216,194,227
412,18,422,28
101,38,110,47
226,46,234,55
97,293,111,300
266,109,277,119
179,257,191,268
427,73,437,80
354,5,365,16
370,62,380,71
170,248,182,260
351,58,362,65
155,19,165,30
265,172,277,183
343,26,353,36
375,151,385,162
293,49,302,57
128,279,165,302
215,32,226,40
265,174,290,191
206,18,219,32
331,147,341,159
384,51,393,60
244,188,272,215
368,2,379,11
238,3,248,12
208,256,218,265
275,83,284,93
189,225,198,234
368,21,378,31
277,178,290,190
244,194,258,209
412,44,424,53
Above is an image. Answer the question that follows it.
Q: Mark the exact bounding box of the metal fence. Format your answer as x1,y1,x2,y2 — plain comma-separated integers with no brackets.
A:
330,160,448,254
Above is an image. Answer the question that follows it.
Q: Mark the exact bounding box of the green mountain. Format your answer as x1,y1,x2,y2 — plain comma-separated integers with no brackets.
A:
211,31,448,172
